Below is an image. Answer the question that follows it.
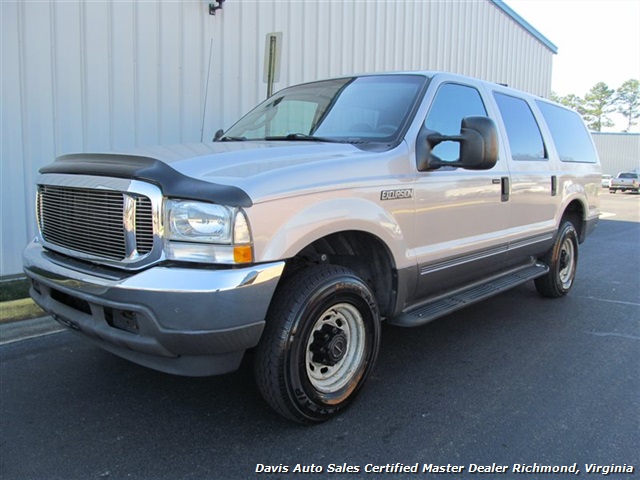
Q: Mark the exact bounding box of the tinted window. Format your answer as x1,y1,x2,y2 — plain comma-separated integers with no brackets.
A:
536,100,599,163
259,100,318,138
425,83,487,162
494,93,546,160
223,75,426,144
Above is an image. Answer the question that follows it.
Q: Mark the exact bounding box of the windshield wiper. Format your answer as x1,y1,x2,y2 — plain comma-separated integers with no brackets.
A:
264,133,334,141
265,133,360,143
219,136,247,142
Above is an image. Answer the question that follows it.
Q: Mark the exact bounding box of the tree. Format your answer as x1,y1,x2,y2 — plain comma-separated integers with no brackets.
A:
582,82,615,132
615,79,640,132
559,94,586,114
550,91,563,103
550,91,586,115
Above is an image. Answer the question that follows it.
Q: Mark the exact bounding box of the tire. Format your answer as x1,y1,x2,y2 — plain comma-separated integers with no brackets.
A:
535,221,579,298
255,265,380,424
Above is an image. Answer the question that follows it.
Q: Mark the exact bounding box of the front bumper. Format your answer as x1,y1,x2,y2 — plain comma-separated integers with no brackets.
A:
23,240,285,376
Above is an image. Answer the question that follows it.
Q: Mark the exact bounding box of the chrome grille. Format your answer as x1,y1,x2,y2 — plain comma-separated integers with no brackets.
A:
37,185,153,261
135,196,154,254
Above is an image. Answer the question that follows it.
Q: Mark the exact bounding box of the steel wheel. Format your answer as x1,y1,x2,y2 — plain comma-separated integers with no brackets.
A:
535,220,579,298
255,265,380,423
305,303,366,394
558,237,576,290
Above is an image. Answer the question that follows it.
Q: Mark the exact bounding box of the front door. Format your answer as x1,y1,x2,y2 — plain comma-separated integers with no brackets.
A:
413,81,511,300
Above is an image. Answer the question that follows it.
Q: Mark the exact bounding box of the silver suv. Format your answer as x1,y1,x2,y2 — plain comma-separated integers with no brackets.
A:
24,72,601,423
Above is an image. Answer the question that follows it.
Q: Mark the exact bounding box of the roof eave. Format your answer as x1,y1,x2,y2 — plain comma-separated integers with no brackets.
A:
490,0,558,54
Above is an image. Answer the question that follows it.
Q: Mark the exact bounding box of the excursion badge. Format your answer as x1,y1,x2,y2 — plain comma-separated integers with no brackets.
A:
380,188,413,200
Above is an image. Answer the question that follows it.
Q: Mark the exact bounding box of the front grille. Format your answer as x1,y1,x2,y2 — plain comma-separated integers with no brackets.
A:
135,197,154,255
37,185,154,261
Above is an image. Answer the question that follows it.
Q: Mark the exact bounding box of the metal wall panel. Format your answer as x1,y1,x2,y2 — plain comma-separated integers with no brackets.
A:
1,0,554,276
1,1,27,278
591,133,640,176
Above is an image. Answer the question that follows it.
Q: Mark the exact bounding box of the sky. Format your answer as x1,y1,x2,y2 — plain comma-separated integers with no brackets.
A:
504,0,640,131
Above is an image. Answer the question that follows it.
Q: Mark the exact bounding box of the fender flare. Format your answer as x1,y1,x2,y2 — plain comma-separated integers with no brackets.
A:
258,197,410,268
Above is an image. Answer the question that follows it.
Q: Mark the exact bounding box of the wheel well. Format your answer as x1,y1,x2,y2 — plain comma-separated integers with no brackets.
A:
562,200,585,242
282,231,396,319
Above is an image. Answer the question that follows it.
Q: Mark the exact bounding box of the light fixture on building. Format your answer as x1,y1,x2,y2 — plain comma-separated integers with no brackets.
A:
209,0,225,15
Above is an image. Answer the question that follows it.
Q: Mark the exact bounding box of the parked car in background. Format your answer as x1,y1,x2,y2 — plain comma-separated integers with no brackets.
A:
601,174,612,188
609,172,640,194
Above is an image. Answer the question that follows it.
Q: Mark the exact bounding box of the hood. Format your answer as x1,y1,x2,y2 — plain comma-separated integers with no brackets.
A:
44,141,402,205
121,141,397,203
121,141,369,180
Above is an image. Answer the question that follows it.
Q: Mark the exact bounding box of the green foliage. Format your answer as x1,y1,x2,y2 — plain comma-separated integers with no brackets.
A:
615,79,640,132
553,79,639,132
559,94,586,114
582,82,616,132
0,279,31,302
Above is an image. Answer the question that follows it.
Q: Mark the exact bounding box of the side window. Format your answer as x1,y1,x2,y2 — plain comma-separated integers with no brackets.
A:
494,93,546,160
425,83,487,162
535,100,598,163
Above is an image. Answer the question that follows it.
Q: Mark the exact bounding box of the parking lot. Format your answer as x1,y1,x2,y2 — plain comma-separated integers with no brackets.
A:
1,192,638,480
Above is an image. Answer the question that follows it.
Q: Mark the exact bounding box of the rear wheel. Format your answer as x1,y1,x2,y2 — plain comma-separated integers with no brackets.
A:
535,220,579,298
255,265,380,423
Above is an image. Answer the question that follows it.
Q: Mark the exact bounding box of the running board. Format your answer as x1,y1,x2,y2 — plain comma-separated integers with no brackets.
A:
390,262,549,327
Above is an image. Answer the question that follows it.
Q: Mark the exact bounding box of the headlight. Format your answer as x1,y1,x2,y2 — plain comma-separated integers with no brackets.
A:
168,201,232,243
165,199,253,264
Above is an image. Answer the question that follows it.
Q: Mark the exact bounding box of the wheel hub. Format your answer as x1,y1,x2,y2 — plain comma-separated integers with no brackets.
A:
559,249,568,270
309,324,348,366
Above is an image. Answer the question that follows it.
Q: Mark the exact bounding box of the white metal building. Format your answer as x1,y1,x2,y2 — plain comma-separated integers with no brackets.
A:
1,0,556,277
591,133,640,176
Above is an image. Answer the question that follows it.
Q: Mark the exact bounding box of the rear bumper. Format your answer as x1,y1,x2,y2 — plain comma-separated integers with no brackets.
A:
23,240,284,376
609,184,638,191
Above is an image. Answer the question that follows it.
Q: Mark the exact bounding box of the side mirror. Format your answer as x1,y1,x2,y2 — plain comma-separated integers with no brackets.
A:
213,129,225,141
417,116,498,171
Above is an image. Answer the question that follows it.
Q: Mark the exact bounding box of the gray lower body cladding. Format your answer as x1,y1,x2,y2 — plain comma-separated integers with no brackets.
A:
23,241,284,376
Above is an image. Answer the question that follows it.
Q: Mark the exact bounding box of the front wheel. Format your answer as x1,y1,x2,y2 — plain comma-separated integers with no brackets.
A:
535,221,579,298
255,265,380,423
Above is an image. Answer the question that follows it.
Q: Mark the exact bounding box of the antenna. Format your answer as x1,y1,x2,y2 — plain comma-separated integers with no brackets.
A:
200,37,214,142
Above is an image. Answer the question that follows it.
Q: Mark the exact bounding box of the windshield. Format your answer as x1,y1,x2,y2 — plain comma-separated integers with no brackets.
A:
221,75,427,144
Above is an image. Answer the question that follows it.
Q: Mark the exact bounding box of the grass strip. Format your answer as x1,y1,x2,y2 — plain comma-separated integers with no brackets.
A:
1,279,31,302
0,298,45,323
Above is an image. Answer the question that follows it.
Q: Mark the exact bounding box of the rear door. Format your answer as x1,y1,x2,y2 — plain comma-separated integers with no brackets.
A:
492,91,557,266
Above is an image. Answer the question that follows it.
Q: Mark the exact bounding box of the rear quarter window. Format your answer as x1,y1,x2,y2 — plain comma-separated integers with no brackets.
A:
535,100,598,163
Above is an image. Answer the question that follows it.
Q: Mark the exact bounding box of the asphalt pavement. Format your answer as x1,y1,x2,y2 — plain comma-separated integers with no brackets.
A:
1,193,638,480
